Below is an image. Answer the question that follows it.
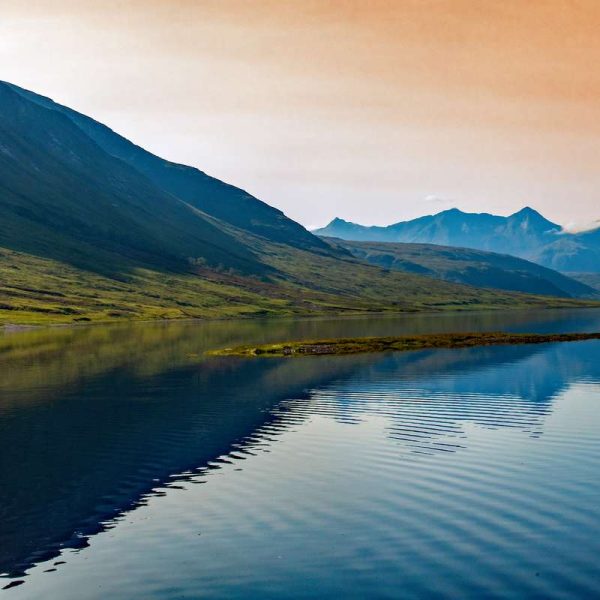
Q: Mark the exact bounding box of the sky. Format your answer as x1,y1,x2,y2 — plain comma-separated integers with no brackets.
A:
2,0,599,230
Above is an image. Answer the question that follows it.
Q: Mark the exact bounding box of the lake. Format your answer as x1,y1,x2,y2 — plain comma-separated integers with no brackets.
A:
2,308,600,598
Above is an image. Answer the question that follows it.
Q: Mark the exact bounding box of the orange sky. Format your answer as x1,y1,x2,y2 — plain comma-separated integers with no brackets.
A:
2,0,599,229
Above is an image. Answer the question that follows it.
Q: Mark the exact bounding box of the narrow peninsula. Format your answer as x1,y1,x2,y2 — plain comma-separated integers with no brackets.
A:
208,331,600,358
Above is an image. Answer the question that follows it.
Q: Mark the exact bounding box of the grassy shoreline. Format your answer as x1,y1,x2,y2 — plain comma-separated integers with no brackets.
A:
208,331,600,357
2,244,599,328
3,305,600,333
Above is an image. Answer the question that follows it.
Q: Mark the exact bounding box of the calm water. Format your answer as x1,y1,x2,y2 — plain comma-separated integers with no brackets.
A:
2,309,600,598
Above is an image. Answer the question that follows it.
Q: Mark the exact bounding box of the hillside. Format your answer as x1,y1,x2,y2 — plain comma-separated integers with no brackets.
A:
327,239,598,299
6,82,327,254
0,82,267,277
314,208,600,272
0,81,594,325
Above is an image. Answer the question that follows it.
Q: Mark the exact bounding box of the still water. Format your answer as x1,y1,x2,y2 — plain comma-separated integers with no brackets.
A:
1,309,600,598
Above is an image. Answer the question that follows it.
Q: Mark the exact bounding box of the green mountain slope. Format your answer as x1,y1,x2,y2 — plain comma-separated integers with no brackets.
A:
0,82,266,276
6,81,328,254
326,239,598,299
0,81,595,325
1,240,590,326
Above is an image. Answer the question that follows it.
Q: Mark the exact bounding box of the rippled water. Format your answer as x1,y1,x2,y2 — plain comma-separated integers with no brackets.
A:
2,309,600,598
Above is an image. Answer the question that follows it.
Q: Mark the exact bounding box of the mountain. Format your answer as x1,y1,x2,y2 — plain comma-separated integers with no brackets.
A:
0,81,593,324
532,229,600,272
6,82,326,254
314,208,600,272
326,239,598,299
0,82,274,277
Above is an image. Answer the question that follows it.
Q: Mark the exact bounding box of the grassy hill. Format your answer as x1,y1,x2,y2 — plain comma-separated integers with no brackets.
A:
1,237,591,326
0,81,596,326
327,239,598,299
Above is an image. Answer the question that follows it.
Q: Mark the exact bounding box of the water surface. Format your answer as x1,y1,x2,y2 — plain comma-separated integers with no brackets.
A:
2,309,600,597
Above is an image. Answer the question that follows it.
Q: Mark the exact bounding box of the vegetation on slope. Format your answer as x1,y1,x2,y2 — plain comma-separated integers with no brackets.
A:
4,242,592,326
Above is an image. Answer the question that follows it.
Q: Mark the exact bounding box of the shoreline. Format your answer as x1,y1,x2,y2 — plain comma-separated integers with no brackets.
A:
3,303,600,334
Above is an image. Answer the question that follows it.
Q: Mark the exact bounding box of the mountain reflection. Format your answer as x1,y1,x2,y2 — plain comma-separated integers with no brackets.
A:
0,349,371,578
1,312,600,583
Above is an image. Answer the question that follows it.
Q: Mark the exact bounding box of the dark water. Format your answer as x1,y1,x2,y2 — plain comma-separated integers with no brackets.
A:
2,309,600,598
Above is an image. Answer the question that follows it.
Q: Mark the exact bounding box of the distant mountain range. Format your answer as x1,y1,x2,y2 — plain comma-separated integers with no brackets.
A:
4,80,581,324
326,239,598,299
314,208,600,272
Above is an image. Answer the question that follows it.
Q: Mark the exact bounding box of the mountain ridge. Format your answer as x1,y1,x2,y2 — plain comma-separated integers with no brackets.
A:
4,81,329,254
314,207,600,272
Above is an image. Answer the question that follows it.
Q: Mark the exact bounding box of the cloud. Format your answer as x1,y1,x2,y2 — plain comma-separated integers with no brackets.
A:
424,195,449,204
423,195,458,212
562,218,600,233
